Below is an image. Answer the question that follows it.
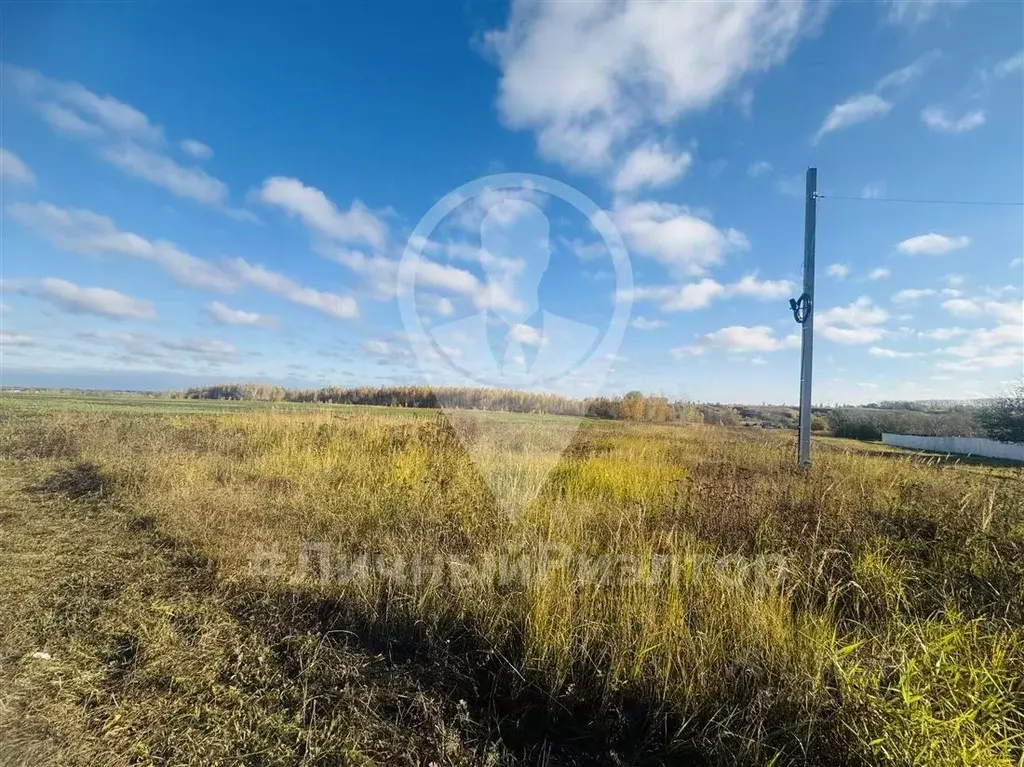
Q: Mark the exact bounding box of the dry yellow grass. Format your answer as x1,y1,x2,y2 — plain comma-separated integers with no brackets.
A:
1,396,1022,765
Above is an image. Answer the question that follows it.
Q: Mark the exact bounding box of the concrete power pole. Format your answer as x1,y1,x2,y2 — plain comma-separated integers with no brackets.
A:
791,167,817,467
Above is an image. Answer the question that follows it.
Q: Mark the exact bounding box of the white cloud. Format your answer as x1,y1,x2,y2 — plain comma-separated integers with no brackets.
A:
994,51,1024,78
747,160,772,178
874,50,941,91
727,274,793,300
0,148,35,186
918,327,966,340
674,324,800,356
509,324,545,346
869,346,921,358
1011,257,1023,268
826,263,849,279
892,288,935,303
8,202,235,291
161,338,236,357
861,183,885,200
935,322,1022,371
942,298,982,317
868,267,890,280
945,274,965,286
430,297,455,316
612,143,692,192
485,1,821,171
886,0,970,27
39,103,104,136
823,326,886,345
230,258,359,320
0,332,34,346
99,143,228,205
814,94,891,142
1,65,246,213
207,301,277,328
623,274,792,312
259,176,388,249
941,297,1023,323
36,277,155,319
819,296,889,327
2,63,162,141
896,233,970,256
612,199,748,275
818,296,889,345
921,107,985,134
630,316,666,330
364,339,413,363
180,139,213,160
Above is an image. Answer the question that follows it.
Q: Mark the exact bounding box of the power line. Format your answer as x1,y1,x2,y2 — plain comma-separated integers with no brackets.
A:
816,194,1024,208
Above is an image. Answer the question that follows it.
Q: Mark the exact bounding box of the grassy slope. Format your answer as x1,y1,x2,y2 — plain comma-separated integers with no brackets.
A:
1,394,1022,765
0,460,509,766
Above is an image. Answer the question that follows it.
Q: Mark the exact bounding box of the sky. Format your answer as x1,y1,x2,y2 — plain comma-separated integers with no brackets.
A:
1,0,1021,405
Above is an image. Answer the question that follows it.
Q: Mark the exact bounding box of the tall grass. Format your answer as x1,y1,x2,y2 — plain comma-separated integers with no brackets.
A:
2,403,1021,765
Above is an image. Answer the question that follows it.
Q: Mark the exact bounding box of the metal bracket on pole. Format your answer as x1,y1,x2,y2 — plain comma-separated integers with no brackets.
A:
795,168,817,468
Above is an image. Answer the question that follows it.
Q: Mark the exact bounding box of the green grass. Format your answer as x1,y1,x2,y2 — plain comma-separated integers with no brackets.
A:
1,394,1021,765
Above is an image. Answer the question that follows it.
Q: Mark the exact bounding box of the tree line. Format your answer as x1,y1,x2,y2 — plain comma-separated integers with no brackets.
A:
171,383,710,423
170,381,1024,443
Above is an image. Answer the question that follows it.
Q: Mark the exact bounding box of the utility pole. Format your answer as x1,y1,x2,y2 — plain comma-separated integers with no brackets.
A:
790,167,817,468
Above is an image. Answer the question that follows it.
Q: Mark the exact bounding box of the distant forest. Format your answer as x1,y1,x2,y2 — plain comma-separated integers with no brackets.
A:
173,383,713,424
171,383,1001,439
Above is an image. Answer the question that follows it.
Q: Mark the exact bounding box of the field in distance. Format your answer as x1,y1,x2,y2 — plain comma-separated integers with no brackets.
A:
1,392,1021,766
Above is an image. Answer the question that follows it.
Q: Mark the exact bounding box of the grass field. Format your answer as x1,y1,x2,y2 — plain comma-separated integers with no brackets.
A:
1,393,1022,766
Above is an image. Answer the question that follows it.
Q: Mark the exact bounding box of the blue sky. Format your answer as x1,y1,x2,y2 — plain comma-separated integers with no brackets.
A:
1,0,1021,404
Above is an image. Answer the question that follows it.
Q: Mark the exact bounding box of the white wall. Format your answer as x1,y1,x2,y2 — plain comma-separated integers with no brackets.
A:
882,433,1024,463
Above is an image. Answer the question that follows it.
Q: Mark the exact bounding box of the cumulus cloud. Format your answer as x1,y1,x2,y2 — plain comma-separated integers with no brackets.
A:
814,52,940,143
485,1,822,172
630,316,666,330
207,301,277,328
921,107,985,134
0,332,34,346
612,143,692,193
826,263,849,279
622,274,792,312
230,258,359,320
868,267,891,280
886,0,970,27
918,327,966,340
161,338,236,356
747,161,772,177
34,277,155,319
1,64,245,213
180,139,213,159
896,233,970,256
612,199,748,275
868,346,925,358
993,51,1024,78
0,148,35,186
8,201,235,291
673,325,800,356
99,143,227,205
935,321,1022,372
814,94,891,142
2,63,161,140
818,296,889,345
259,176,388,249
874,50,942,91
892,288,936,303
